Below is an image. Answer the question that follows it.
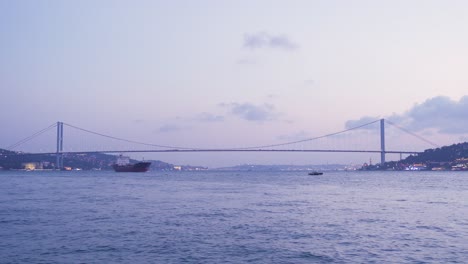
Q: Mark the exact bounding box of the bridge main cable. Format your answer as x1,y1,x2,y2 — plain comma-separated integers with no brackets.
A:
384,120,439,148
234,119,381,150
63,120,381,151
62,122,198,150
6,123,57,150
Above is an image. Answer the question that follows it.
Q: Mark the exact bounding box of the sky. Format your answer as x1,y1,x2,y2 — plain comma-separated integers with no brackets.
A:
1,0,468,167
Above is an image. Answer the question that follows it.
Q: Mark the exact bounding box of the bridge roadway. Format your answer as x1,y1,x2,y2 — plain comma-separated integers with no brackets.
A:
25,149,421,155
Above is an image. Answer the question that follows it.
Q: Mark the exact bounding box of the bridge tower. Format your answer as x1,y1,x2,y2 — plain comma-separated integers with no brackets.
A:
380,118,385,164
56,121,64,170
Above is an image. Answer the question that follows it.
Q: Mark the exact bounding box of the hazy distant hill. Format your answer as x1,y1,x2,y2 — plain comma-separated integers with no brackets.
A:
213,164,346,171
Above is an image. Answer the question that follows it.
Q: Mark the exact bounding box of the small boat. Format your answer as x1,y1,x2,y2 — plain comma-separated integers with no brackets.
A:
113,155,151,172
308,171,323,175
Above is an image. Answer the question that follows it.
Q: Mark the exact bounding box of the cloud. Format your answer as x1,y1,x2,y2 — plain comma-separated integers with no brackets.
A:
404,96,468,133
345,116,381,130
195,112,224,123
155,112,224,134
221,102,279,122
345,96,468,134
243,32,298,51
157,124,184,133
156,103,280,131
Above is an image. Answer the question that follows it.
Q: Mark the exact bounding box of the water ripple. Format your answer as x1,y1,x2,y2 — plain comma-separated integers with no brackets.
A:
1,170,467,263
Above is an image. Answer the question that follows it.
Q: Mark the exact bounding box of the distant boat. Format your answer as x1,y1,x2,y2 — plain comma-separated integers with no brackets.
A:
113,155,151,172
308,171,323,175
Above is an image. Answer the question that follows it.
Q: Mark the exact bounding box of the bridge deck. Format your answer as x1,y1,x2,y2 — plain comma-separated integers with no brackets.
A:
12,149,421,155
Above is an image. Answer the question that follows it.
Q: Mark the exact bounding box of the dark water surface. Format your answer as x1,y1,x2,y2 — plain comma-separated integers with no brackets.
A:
1,170,467,263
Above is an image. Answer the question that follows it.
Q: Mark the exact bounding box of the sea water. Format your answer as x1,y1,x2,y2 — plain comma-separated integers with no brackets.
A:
0,170,467,263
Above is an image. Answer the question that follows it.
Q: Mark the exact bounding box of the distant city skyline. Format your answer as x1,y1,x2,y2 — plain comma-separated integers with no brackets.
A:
1,1,468,167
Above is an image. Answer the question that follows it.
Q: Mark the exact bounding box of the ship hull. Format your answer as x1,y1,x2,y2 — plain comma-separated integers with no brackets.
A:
112,162,151,172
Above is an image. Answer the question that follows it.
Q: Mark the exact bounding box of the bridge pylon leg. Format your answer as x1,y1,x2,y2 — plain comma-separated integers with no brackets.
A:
380,119,385,165
56,122,64,170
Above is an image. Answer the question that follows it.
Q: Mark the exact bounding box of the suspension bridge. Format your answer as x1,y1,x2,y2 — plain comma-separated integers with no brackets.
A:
3,119,438,169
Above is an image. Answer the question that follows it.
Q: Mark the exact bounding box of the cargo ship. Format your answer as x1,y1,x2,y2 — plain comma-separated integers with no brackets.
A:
112,155,151,172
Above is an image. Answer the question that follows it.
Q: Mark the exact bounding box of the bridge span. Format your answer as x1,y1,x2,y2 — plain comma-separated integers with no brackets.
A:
5,119,437,169
35,149,421,155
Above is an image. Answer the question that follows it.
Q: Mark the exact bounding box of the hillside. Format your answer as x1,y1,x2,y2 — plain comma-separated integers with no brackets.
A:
0,148,178,171
403,142,468,163
372,142,468,171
